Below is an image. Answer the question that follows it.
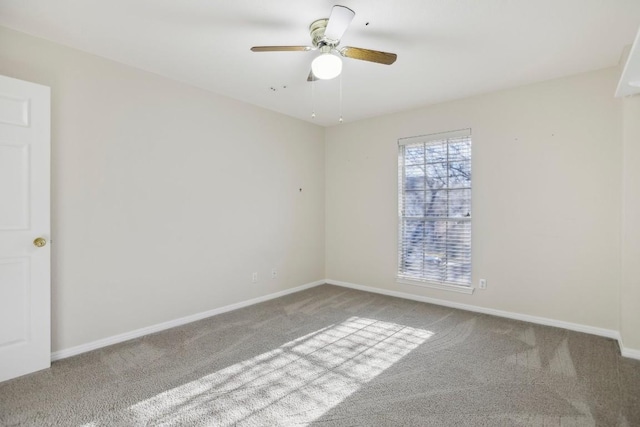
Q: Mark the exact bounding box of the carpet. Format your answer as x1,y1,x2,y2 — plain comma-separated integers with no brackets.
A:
1,284,639,426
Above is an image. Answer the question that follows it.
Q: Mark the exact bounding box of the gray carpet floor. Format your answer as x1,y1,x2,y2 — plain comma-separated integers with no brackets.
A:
1,284,639,426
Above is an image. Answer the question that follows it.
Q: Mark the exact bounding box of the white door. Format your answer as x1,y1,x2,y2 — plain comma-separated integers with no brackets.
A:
0,75,50,382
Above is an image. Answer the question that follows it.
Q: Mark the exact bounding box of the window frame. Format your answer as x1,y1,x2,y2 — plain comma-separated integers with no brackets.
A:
396,129,473,294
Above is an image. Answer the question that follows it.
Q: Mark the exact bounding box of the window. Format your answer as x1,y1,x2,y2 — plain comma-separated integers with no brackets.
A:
397,129,472,292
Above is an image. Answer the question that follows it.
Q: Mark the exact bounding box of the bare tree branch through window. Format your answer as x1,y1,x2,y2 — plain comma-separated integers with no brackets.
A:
398,133,472,286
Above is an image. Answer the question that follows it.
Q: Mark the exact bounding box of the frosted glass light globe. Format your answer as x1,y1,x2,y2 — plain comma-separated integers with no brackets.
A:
311,53,342,80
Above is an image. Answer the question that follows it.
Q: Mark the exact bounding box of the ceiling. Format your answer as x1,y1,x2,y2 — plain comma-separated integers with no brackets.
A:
1,0,639,127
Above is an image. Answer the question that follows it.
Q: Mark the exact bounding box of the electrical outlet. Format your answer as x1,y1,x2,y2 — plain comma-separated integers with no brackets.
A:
479,279,487,289
271,268,277,279
252,272,258,283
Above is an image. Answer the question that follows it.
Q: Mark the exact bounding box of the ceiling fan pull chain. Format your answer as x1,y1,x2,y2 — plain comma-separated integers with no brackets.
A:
311,79,316,119
339,73,343,124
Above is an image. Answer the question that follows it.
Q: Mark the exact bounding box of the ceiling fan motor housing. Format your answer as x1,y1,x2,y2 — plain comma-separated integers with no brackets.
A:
310,19,338,48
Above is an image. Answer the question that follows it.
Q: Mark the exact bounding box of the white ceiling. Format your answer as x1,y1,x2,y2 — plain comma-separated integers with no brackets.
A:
1,0,639,126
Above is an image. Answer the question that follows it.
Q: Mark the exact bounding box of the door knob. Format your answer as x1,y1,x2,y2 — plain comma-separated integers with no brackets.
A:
33,237,47,247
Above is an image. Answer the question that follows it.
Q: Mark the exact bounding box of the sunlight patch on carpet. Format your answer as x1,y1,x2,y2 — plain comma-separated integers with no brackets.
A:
110,316,433,425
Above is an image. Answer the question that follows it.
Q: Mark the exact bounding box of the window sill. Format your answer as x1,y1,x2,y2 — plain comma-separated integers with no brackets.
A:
396,277,475,294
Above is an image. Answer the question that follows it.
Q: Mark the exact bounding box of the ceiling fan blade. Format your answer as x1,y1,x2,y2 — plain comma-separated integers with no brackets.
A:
250,46,312,52
339,46,397,65
307,70,318,82
323,5,355,42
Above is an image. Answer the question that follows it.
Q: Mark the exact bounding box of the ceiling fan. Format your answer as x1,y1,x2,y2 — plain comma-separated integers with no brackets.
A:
250,5,397,81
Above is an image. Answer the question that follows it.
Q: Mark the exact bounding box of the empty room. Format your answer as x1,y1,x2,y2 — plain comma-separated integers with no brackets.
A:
1,0,640,425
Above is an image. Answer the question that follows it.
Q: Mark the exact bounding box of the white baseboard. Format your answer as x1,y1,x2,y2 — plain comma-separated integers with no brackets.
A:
51,280,325,361
51,278,640,362
620,342,640,359
325,279,640,360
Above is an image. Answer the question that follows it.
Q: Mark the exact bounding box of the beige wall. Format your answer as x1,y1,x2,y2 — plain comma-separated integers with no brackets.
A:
1,25,635,356
326,68,622,332
0,27,326,352
621,95,640,351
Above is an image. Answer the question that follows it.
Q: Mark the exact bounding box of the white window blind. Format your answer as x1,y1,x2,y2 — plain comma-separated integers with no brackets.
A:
398,129,472,288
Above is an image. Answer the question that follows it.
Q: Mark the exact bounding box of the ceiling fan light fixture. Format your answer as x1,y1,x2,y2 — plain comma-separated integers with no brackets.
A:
311,53,342,80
